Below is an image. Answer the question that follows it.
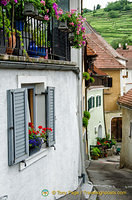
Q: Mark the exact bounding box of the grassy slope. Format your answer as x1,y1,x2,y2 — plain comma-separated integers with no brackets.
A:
83,5,132,45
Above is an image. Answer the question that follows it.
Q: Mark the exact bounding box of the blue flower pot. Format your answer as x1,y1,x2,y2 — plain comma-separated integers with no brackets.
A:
37,47,46,56
27,41,39,58
29,146,41,156
15,21,24,31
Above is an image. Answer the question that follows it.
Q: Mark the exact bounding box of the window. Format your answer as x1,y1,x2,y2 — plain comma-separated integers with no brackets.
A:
7,86,55,166
130,122,132,138
96,96,101,107
88,96,95,111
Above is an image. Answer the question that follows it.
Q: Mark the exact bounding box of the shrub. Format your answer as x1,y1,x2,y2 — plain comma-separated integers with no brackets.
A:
83,117,88,127
108,11,119,18
84,111,90,120
83,72,90,80
91,147,100,156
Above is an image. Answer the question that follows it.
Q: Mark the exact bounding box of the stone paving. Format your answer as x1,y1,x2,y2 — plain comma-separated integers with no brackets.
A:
86,155,132,200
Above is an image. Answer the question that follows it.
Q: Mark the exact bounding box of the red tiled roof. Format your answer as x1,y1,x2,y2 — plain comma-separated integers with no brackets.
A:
85,22,126,69
86,44,97,56
88,65,107,76
118,89,132,109
117,47,132,69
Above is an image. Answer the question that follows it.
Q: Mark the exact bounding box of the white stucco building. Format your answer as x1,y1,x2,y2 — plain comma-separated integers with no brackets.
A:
87,86,106,155
118,89,132,170
0,0,87,199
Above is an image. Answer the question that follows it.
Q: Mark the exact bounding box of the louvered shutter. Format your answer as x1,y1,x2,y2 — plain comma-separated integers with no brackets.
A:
96,96,98,107
93,97,95,108
46,87,55,147
99,96,101,106
7,89,29,166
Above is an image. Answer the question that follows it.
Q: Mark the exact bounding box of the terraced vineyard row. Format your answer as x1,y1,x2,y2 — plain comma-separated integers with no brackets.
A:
84,5,132,46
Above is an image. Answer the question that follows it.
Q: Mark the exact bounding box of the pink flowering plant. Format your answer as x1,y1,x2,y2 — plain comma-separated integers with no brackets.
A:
0,0,87,48
57,10,87,48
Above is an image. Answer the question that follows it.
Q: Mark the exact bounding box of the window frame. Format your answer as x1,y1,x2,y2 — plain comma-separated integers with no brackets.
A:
129,122,132,138
88,96,95,111
22,84,36,127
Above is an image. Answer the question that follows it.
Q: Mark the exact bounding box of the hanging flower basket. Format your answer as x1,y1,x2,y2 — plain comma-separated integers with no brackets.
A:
24,3,38,16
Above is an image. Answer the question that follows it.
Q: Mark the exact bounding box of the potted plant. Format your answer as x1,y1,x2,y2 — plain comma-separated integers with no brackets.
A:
28,123,52,155
91,147,100,160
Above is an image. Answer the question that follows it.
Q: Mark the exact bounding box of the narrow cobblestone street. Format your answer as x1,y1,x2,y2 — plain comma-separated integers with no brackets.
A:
86,155,132,200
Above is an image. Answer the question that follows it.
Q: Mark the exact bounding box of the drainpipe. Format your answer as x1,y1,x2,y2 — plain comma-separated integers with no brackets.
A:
77,48,85,183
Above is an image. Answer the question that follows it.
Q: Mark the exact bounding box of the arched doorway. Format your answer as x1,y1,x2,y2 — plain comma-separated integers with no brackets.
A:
98,125,102,138
111,117,122,142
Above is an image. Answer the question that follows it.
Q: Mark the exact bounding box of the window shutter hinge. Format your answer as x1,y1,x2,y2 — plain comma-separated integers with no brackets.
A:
10,127,14,130
21,160,26,167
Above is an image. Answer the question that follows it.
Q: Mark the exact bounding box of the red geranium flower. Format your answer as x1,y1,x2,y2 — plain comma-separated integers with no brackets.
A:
38,126,43,129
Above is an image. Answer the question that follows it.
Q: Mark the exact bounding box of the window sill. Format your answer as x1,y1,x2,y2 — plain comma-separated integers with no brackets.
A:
19,147,51,171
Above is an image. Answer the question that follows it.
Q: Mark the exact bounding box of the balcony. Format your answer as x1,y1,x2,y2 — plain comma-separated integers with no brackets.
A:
0,3,71,61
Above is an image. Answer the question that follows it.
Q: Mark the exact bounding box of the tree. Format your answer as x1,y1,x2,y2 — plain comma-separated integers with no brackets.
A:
96,4,101,10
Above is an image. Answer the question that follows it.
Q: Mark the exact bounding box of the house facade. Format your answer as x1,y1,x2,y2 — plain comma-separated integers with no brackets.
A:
0,0,86,200
83,43,109,157
117,46,132,93
85,22,127,141
118,89,132,170
87,86,106,154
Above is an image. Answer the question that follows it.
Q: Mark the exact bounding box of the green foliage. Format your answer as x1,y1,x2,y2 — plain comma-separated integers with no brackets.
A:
83,72,90,80
104,0,130,12
111,139,116,145
83,8,92,14
96,4,101,10
91,147,100,156
84,111,90,120
108,11,119,18
83,2,132,46
83,117,88,127
90,77,95,83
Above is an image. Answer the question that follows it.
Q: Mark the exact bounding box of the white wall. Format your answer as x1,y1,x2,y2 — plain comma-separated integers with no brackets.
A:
0,68,80,200
120,108,132,169
87,88,106,155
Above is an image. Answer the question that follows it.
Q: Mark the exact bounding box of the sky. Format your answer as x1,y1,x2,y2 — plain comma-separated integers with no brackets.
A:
83,0,132,10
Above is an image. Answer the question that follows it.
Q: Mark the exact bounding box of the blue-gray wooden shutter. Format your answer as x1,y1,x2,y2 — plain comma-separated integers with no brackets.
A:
96,96,98,107
46,87,55,147
7,88,29,166
99,96,101,106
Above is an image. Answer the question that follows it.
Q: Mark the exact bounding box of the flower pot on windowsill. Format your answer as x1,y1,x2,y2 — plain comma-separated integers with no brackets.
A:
24,3,38,16
29,145,41,156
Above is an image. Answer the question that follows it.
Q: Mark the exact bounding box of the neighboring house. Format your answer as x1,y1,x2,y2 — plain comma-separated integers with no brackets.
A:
0,1,86,200
83,43,110,157
118,89,132,170
117,46,132,93
85,22,127,142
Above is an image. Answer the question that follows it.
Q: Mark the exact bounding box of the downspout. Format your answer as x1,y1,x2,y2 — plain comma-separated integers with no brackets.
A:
77,47,85,183
77,0,85,183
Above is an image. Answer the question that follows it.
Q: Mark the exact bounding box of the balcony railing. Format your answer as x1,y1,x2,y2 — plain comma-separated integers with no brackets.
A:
0,3,71,61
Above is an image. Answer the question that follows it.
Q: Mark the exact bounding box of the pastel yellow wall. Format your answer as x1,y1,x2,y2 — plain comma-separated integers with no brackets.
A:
103,69,121,111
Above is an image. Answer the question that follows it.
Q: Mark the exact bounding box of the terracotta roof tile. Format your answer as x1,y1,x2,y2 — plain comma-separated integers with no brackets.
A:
88,65,108,76
118,89,132,109
86,44,97,56
85,22,126,69
117,47,132,69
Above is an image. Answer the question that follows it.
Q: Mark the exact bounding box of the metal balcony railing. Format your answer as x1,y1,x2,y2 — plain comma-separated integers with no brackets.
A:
0,3,71,61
